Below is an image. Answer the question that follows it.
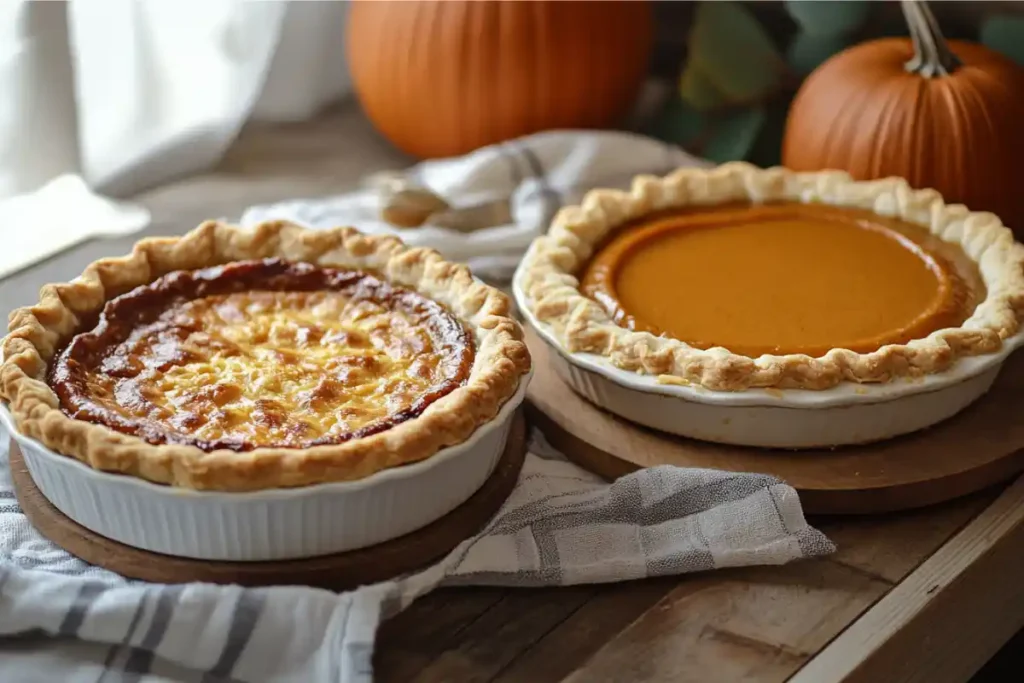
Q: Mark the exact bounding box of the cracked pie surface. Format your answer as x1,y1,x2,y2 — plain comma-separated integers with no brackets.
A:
1,221,531,491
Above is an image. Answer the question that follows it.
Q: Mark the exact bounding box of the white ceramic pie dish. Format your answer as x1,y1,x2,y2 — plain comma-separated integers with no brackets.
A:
0,367,531,562
512,261,1024,449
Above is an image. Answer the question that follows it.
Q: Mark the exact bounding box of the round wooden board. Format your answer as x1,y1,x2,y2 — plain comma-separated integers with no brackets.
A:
10,412,526,588
524,330,1024,515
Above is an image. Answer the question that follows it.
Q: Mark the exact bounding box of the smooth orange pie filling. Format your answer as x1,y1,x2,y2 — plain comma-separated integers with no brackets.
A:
581,203,983,358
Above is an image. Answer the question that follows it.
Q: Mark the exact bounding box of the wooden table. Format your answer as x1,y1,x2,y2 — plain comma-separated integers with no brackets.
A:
3,103,1023,683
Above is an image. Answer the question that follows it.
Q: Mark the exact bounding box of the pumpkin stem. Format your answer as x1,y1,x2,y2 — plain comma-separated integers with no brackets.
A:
901,0,961,77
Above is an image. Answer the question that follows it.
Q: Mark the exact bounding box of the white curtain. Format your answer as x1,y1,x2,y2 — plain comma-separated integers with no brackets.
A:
0,0,353,201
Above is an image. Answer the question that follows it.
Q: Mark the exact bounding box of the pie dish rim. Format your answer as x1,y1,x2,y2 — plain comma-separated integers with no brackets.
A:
0,372,530,560
0,366,532,499
514,273,1024,447
515,161,1024,392
514,278,1024,409
0,219,532,492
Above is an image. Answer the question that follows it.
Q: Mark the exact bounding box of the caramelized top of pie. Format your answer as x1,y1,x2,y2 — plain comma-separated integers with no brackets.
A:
580,203,984,358
49,259,474,451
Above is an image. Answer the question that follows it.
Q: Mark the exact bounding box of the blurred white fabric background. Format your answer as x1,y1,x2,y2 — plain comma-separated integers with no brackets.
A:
0,0,352,201
0,0,682,282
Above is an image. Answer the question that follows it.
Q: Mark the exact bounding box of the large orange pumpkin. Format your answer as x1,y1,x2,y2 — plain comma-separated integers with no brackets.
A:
782,1,1024,233
346,0,653,159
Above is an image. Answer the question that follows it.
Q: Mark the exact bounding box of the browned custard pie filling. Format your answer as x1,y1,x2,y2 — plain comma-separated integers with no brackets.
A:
581,203,984,358
49,259,474,451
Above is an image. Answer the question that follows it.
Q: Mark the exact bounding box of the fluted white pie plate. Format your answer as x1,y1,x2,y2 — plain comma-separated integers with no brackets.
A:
512,263,1024,449
0,368,531,562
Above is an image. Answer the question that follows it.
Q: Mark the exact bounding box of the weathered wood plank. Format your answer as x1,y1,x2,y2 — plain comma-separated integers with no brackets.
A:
559,561,890,683
490,578,678,683
375,588,509,682
405,586,596,683
790,475,1024,683
817,490,995,584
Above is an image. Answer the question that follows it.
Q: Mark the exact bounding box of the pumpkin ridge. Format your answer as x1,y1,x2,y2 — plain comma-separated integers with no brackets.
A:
869,80,913,181
424,1,448,150
463,1,482,149
823,86,863,172
529,0,544,131
907,78,929,186
944,79,990,206
451,1,467,146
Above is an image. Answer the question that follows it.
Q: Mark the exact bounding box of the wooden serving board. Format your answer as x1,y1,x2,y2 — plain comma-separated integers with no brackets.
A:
525,330,1024,514
10,413,526,588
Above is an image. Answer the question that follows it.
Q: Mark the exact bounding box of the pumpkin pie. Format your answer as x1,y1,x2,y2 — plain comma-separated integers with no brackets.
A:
519,162,1024,391
0,221,531,490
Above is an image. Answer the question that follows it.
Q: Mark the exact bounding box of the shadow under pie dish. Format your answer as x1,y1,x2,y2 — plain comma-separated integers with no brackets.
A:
0,220,532,560
513,162,1024,449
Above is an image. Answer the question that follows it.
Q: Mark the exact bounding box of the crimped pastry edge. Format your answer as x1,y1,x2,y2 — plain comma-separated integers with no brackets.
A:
0,220,532,491
518,161,1024,391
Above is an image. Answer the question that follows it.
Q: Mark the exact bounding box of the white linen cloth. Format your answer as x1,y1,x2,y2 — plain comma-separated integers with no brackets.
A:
1,0,352,200
0,175,151,281
242,130,709,281
0,0,353,279
0,428,834,683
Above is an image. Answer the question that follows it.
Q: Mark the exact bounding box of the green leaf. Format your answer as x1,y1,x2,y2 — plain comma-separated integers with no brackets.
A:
644,97,767,164
688,2,785,106
980,15,1024,67
786,30,856,77
784,1,870,37
644,97,706,149
703,107,767,164
679,60,727,112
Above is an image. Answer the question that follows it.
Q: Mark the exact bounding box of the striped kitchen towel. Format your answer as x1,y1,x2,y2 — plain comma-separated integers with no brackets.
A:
0,426,833,683
240,129,712,281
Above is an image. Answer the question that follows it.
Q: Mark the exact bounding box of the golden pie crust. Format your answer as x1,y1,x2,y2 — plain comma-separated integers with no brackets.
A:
1,221,531,491
518,162,1024,391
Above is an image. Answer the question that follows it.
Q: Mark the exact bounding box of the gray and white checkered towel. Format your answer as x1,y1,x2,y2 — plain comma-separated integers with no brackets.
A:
0,429,833,683
1,131,835,682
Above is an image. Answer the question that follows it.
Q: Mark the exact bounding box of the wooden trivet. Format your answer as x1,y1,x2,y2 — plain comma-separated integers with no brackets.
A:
10,413,526,588
524,330,1024,515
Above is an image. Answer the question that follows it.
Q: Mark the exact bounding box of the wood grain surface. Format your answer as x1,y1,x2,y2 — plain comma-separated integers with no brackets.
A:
2,102,1020,683
524,329,1024,515
791,474,1024,683
10,413,526,589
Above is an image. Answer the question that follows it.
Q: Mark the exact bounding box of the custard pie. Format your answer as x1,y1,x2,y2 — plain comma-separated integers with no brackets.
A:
1,221,531,491
518,162,1024,391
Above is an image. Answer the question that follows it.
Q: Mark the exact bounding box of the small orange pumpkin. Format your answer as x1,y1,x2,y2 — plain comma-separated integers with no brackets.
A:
346,0,653,159
782,1,1024,233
